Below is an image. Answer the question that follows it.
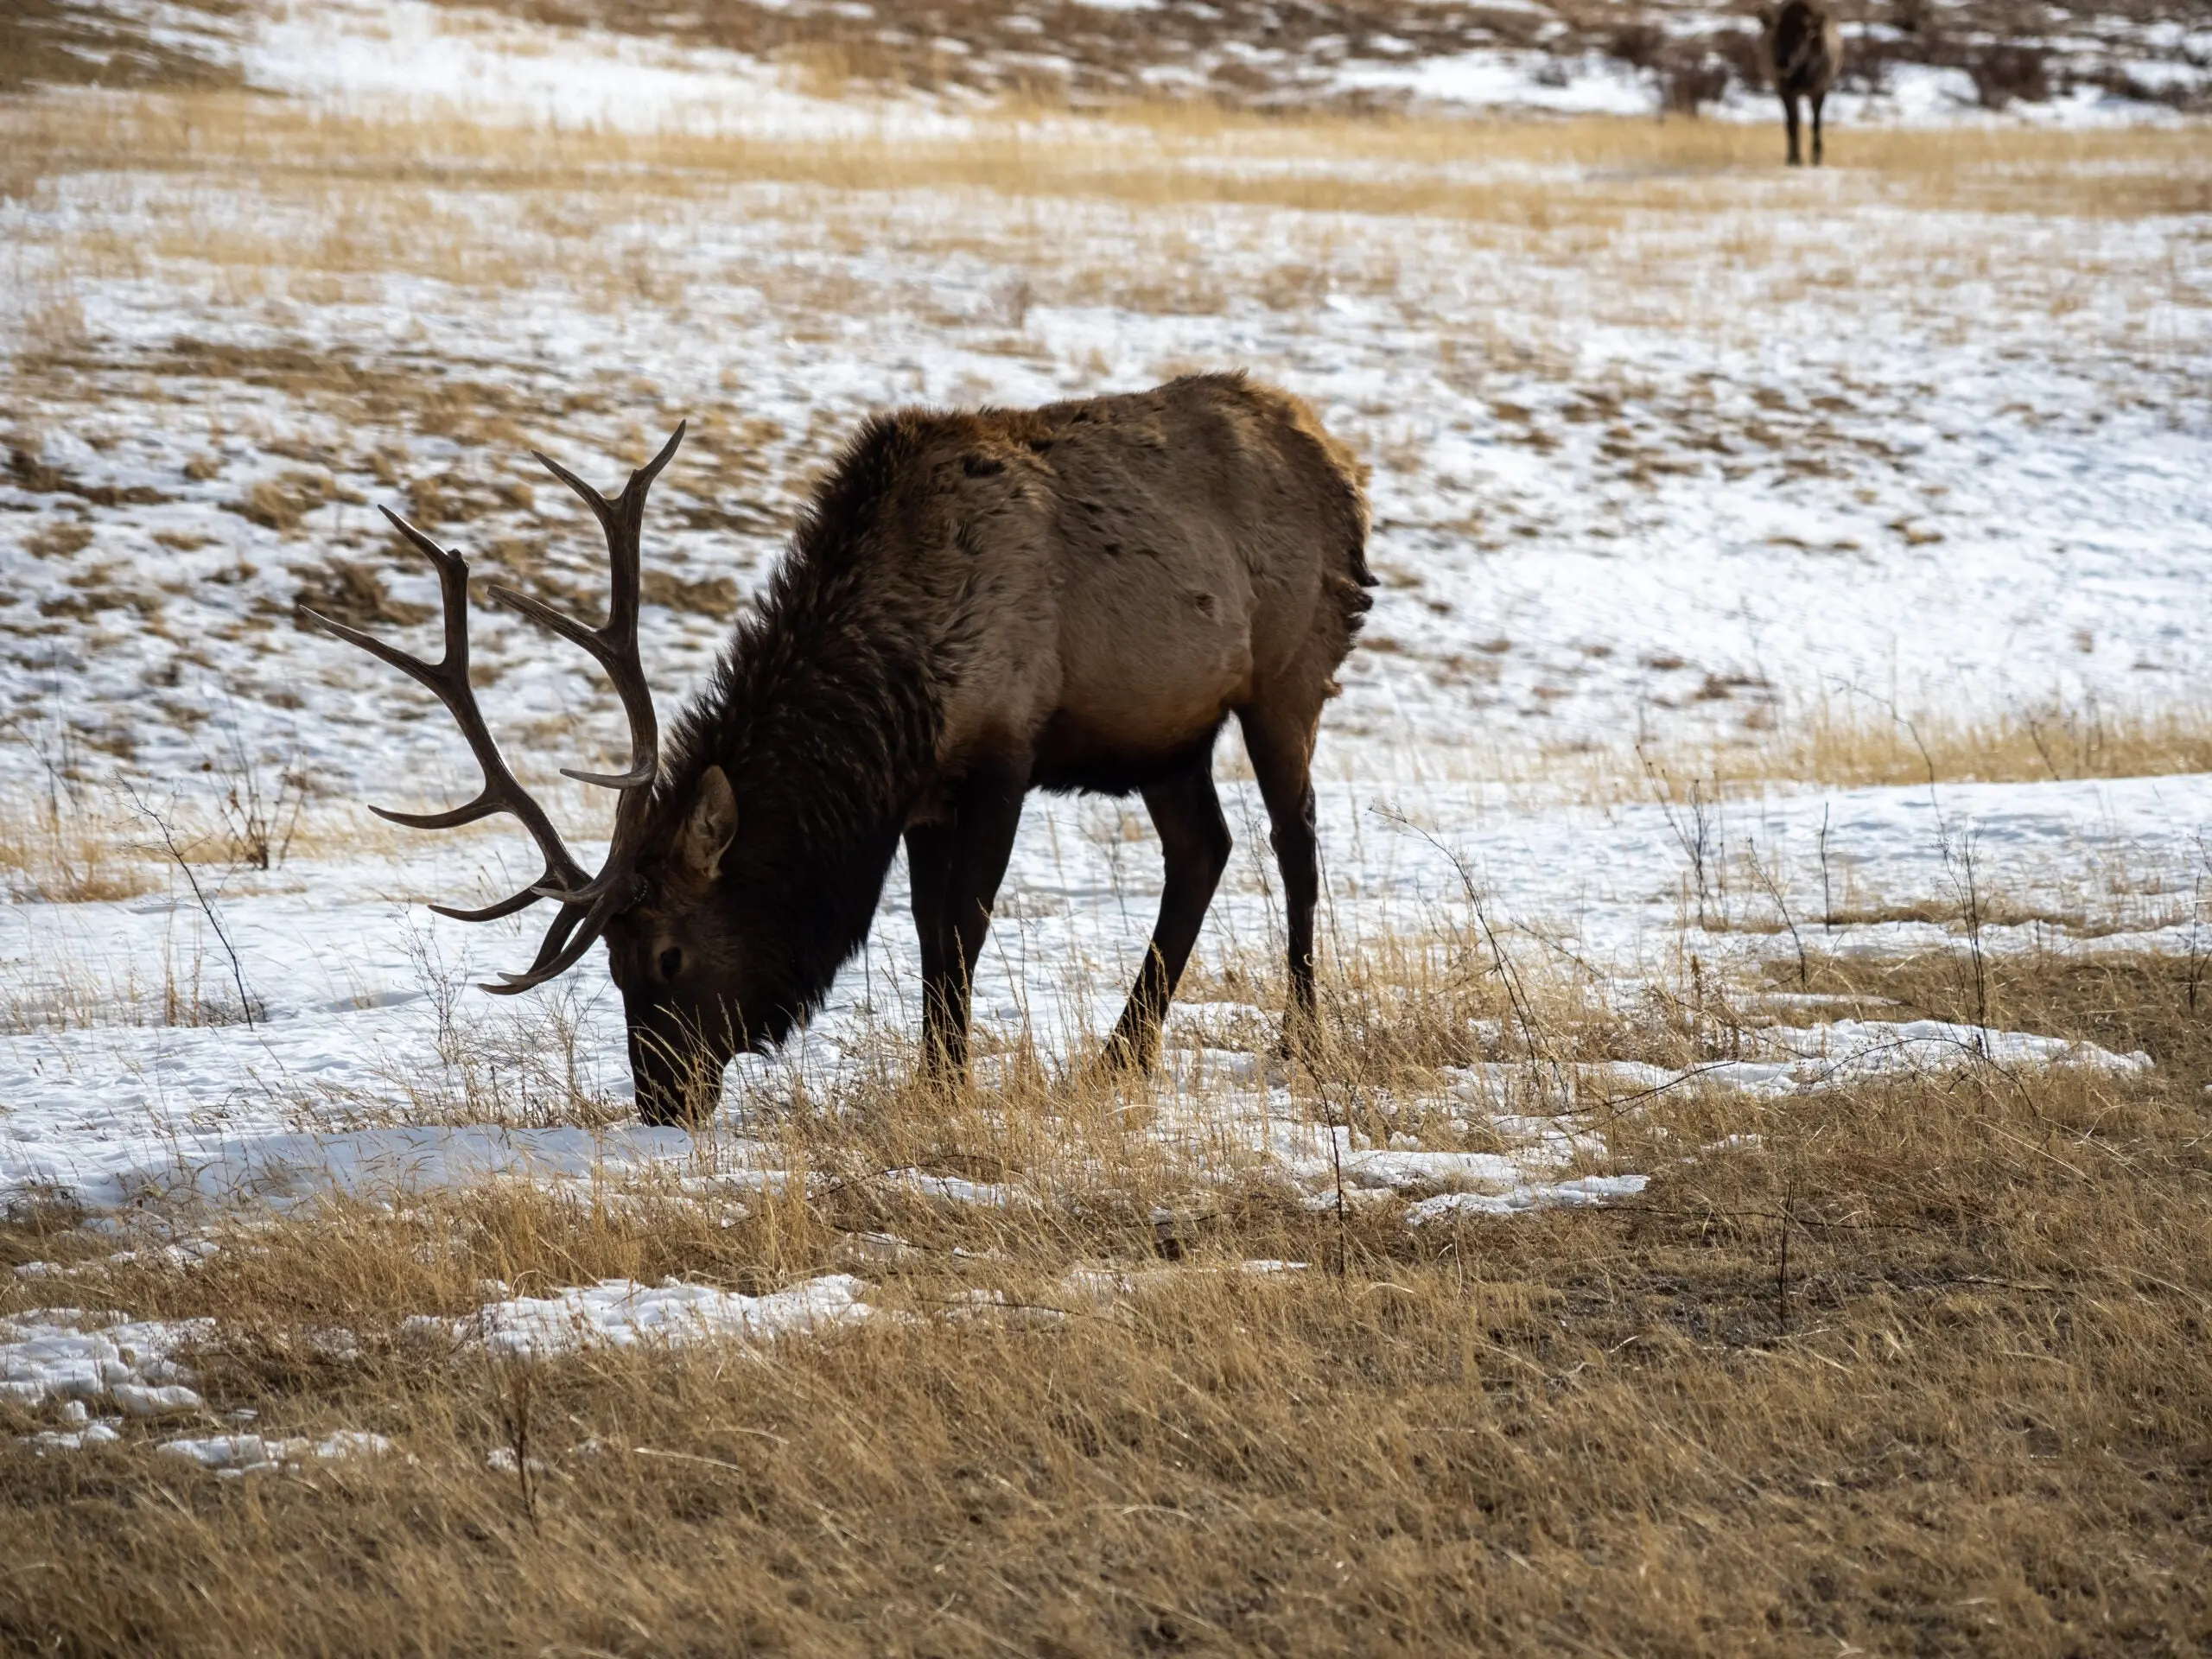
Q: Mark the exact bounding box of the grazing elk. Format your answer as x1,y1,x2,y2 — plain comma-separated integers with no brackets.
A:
1765,0,1842,166
306,373,1373,1124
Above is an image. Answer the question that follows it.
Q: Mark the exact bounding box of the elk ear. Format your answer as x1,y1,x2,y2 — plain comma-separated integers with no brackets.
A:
678,766,737,880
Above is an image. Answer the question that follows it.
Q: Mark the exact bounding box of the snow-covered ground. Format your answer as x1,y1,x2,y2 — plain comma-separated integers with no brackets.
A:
7,137,2206,788
2,1,2209,1265
22,0,2209,124
1,768,2203,1215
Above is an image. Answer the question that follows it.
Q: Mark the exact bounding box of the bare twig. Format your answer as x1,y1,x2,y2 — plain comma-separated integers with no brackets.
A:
1818,802,1835,931
1295,1051,1353,1282
1948,826,1990,1049
2189,836,2212,1014
1775,1174,1795,1333
1327,1085,1350,1282
207,702,307,871
1891,702,1991,1054
1744,836,1808,988
2024,711,2064,783
1380,806,1572,1111
493,1358,540,1530
123,781,256,1028
1637,744,1719,928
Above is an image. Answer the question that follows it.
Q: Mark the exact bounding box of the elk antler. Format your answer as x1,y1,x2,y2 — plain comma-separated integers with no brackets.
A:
302,423,685,994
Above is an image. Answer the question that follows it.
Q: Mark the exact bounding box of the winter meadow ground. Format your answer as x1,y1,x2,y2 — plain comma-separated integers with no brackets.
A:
3,3,2212,1651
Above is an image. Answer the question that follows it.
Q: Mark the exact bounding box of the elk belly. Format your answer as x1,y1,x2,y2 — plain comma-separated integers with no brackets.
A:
1035,584,1253,788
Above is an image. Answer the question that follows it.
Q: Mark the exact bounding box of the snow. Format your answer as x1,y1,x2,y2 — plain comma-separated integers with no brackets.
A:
420,1271,874,1360
0,1307,211,1413
156,1427,392,1475
239,0,969,138
1336,51,1654,115
1632,1018,2151,1095
2,772,2205,1217
1056,1258,1311,1308
1,1110,704,1214
1,2,2207,1265
1406,1173,1649,1224
26,1421,123,1453
9,170,2206,801
113,1380,207,1416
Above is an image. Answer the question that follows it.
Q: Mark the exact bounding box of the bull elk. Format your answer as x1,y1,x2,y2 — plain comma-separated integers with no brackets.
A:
1765,0,1841,166
305,373,1374,1123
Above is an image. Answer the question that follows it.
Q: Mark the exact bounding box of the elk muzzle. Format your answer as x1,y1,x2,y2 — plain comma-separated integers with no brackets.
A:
626,1007,740,1127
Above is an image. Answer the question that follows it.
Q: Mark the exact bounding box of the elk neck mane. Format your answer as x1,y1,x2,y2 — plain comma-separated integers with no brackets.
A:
656,413,944,1020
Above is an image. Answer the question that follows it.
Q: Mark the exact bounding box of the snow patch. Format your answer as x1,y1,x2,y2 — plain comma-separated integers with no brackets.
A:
1406,1173,1650,1224
239,0,969,138
418,1273,874,1360
1604,1020,2151,1102
157,1428,394,1476
0,1310,211,1414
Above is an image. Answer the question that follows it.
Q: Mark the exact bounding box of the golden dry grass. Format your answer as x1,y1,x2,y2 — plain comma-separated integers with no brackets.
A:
4,92,2209,224
0,772,624,905
0,795,157,904
3,79,2209,1647
1328,694,2212,803
2,945,2209,1654
1593,696,2212,801
1741,698,2212,789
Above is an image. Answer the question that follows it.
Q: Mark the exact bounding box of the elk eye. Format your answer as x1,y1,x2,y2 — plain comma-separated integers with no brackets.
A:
658,946,683,981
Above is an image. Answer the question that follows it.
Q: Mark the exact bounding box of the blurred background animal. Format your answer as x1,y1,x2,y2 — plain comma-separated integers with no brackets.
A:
1765,0,1843,165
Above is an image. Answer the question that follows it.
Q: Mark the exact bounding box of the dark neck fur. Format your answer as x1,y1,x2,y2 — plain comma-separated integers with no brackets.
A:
657,416,943,1026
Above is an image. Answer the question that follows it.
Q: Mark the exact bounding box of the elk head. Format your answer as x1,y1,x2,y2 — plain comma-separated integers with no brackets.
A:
302,426,766,1125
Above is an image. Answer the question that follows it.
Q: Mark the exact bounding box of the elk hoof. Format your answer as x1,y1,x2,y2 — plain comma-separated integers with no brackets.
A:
1096,1030,1158,1077
916,1051,968,1091
1274,1001,1323,1065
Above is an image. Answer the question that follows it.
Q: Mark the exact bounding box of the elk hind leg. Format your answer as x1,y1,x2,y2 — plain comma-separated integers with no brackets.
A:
1238,700,1323,1055
1810,91,1826,165
1104,755,1231,1073
1782,92,1802,165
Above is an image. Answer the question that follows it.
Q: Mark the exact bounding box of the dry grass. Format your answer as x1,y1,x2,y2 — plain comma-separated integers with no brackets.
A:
0,794,157,904
1332,693,2212,804
1611,695,2212,800
3,77,2210,1649
5,92,2208,225
0,771,620,904
0,0,241,98
1748,697,2212,789
3,944,2209,1653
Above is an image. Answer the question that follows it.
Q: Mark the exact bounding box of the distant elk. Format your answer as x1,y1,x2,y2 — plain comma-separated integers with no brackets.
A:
1765,0,1842,166
306,373,1373,1123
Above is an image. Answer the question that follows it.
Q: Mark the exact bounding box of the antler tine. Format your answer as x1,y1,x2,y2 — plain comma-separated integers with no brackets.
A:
480,885,631,995
528,420,684,542
314,428,684,998
480,423,683,912
430,888,550,925
302,507,594,918
531,448,619,538
497,423,683,797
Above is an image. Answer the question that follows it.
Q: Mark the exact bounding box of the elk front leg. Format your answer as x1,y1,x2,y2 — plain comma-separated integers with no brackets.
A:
1104,758,1232,1073
1810,90,1826,165
913,766,1028,1082
906,820,960,1077
1782,92,1802,165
